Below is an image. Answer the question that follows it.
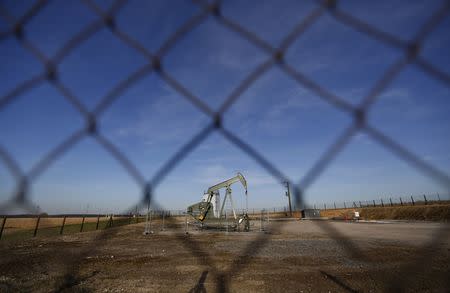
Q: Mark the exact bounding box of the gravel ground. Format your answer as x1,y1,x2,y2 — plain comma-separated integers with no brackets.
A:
0,219,449,292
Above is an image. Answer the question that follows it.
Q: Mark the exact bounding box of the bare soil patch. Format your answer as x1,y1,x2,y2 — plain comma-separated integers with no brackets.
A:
0,220,448,292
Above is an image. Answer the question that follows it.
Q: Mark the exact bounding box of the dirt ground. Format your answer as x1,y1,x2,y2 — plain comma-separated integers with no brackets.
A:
0,218,449,292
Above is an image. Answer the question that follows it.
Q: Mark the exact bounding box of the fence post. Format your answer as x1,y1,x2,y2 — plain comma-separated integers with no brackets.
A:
343,202,346,209
33,216,41,237
381,199,384,207
96,215,100,230
60,216,66,235
149,210,153,232
226,210,229,234
399,197,403,206
389,198,393,207
260,210,263,232
373,200,376,207
107,215,112,228
411,196,415,206
333,202,336,209
80,216,85,232
324,203,326,210
359,201,362,208
437,193,441,202
423,194,428,205
0,216,7,239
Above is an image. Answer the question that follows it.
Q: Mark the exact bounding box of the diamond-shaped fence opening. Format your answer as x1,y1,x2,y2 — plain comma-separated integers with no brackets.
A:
0,0,449,292
22,0,98,57
98,73,212,177
284,13,405,104
0,82,85,171
58,28,151,109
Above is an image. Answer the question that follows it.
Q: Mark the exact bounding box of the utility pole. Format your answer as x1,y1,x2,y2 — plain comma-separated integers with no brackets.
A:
284,181,293,217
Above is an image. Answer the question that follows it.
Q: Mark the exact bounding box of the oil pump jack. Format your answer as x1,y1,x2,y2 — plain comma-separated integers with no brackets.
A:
187,172,250,231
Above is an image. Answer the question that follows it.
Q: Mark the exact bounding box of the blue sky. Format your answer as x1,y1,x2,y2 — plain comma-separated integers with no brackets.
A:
0,0,449,214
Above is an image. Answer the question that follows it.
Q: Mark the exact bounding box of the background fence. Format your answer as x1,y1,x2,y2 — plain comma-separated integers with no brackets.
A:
0,0,449,292
0,214,147,241
310,193,449,210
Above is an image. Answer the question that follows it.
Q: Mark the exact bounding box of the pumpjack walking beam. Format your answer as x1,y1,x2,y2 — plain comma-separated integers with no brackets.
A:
208,173,247,220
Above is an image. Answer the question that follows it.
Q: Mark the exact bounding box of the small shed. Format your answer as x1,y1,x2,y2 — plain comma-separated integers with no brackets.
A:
301,209,321,219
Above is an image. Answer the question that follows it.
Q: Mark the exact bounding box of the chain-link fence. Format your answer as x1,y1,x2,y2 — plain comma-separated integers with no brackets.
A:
1,0,449,292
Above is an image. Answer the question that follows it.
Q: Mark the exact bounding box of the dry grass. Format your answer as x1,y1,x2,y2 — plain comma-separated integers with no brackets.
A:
1,216,128,235
248,211,301,220
320,204,450,221
5,218,90,230
320,208,357,219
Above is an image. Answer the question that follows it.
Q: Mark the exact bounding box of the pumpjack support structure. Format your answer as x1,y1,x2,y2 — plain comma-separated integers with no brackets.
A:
187,172,250,231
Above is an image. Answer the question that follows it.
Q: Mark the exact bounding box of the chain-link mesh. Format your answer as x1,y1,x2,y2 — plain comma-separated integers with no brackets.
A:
1,0,449,292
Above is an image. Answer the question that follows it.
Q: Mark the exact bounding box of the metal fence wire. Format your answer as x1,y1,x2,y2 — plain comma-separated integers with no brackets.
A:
0,0,449,292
